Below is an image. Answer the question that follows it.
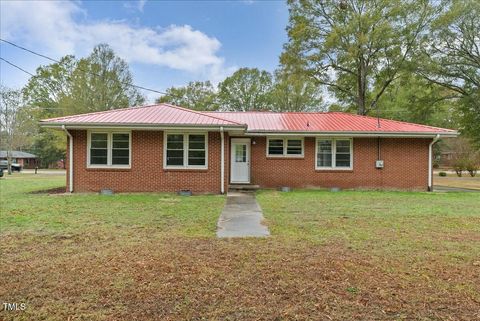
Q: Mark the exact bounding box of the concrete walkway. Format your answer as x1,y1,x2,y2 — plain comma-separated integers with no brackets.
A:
216,192,270,238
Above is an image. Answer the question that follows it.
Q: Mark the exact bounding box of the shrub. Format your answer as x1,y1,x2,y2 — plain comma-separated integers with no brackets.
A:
465,160,478,177
439,171,447,177
452,159,466,177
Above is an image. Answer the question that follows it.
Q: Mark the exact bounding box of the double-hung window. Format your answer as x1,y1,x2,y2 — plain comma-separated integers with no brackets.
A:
267,138,304,157
165,133,207,169
316,138,352,170
88,132,131,168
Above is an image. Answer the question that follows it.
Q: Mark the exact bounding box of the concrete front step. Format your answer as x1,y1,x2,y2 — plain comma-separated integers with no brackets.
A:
228,184,260,191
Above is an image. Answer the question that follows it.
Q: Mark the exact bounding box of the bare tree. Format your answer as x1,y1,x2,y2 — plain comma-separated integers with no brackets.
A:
0,86,30,174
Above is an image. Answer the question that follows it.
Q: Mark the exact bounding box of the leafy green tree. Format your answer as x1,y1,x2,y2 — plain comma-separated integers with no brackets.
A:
271,69,324,111
281,0,439,115
23,44,144,116
31,130,66,168
218,68,273,111
22,55,77,119
419,0,480,146
376,72,459,128
156,81,219,111
70,44,145,113
22,44,145,167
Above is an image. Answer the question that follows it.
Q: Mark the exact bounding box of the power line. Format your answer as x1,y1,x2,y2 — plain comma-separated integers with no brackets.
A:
0,57,134,111
0,57,35,77
0,57,75,111
0,38,168,96
1,39,58,64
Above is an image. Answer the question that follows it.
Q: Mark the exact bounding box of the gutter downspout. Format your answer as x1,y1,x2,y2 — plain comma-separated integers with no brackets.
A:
428,134,440,192
220,126,225,194
62,125,73,193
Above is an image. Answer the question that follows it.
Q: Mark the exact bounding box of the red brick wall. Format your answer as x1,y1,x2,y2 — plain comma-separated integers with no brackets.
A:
67,131,431,193
245,137,430,190
67,130,225,193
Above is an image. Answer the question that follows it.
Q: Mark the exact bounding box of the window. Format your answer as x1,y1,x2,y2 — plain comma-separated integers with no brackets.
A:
317,139,332,167
88,132,130,167
165,133,207,169
267,138,304,157
335,139,351,167
235,144,247,162
316,138,352,169
188,134,206,166
286,139,302,155
112,134,130,165
90,133,108,165
166,134,184,166
268,139,284,155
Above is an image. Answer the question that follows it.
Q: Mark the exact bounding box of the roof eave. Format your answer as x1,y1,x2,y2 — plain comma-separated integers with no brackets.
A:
244,130,458,138
39,122,247,130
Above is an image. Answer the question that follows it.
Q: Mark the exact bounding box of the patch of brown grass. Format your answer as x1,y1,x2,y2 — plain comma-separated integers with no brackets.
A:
434,175,480,190
1,232,479,321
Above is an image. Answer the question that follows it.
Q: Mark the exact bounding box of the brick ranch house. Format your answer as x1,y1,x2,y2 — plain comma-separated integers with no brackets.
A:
40,104,457,193
0,151,39,169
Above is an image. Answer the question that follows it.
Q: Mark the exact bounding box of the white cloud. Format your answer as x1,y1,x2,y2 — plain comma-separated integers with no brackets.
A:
123,0,147,13
0,1,232,81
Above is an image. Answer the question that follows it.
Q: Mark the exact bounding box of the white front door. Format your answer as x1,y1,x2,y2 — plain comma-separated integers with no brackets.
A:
230,138,250,183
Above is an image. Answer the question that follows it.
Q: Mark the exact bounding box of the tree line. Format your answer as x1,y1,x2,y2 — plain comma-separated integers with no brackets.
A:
1,44,145,168
161,0,479,147
157,68,323,112
1,0,478,169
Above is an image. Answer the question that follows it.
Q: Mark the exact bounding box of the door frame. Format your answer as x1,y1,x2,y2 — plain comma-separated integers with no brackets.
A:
230,138,251,184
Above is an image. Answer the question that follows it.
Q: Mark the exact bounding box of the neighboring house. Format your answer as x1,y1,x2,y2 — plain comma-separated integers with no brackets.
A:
40,104,457,193
0,151,39,169
438,137,465,168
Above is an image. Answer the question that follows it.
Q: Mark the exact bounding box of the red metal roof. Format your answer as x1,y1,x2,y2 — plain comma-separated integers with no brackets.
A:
205,111,456,134
41,104,456,134
41,104,243,127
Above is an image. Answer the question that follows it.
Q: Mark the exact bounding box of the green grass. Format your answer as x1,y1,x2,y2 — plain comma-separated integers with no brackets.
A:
257,189,480,261
0,173,225,237
1,174,479,320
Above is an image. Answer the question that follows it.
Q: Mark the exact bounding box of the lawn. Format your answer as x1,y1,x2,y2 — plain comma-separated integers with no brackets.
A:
434,171,480,190
1,174,479,320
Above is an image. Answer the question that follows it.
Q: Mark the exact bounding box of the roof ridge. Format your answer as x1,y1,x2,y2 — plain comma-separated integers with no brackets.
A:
40,104,160,122
205,111,329,114
162,104,246,126
328,112,455,132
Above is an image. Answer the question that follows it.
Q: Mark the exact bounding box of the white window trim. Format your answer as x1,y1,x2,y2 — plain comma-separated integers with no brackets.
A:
87,130,132,169
163,132,208,170
315,137,353,170
266,137,304,158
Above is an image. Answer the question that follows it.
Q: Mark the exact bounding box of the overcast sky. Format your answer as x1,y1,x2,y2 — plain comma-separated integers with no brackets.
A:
0,0,288,102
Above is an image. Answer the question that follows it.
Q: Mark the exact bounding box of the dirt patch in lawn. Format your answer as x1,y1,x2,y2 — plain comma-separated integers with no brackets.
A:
1,234,479,321
28,186,66,194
